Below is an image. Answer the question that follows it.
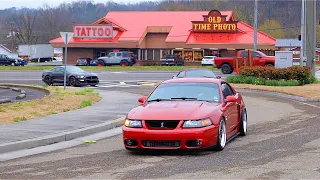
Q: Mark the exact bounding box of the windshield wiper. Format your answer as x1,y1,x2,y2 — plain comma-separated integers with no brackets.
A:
147,98,171,102
171,97,198,100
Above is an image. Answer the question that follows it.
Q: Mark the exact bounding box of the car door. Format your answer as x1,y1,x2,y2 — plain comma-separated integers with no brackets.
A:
115,52,122,64
107,52,116,64
0,55,4,65
221,82,239,138
251,51,264,66
52,67,65,82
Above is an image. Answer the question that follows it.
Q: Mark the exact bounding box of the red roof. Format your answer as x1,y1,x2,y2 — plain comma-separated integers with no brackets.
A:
49,11,275,45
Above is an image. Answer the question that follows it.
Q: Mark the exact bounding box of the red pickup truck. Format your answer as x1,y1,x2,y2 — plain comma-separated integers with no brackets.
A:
213,50,275,74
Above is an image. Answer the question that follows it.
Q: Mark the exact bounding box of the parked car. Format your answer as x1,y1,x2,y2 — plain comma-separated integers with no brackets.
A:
123,77,247,151
42,65,99,87
0,54,17,66
201,56,216,66
213,50,275,74
160,54,184,66
53,56,63,62
8,56,27,66
30,57,54,63
89,59,98,66
97,51,136,66
173,68,219,78
76,58,93,66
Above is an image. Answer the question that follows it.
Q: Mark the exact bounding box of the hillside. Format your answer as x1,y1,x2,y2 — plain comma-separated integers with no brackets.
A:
0,0,318,51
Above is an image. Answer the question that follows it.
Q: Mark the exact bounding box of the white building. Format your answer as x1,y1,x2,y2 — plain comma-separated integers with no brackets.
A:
0,44,18,57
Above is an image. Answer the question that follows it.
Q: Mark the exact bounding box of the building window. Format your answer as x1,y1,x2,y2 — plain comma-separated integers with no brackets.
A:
140,49,146,60
161,49,170,58
147,49,153,60
183,50,193,60
154,49,160,60
193,51,203,61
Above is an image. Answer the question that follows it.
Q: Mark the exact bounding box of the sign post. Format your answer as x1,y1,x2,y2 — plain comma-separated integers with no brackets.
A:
59,32,74,90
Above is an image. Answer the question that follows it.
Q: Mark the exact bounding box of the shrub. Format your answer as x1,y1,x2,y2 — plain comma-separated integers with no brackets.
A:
227,75,300,86
13,117,27,122
239,66,313,85
80,99,92,108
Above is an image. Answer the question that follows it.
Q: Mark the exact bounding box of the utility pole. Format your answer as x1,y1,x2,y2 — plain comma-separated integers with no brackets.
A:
305,0,316,76
253,0,258,50
300,0,305,67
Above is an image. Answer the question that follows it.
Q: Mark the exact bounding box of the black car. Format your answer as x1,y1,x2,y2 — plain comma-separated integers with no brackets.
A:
76,58,92,66
160,54,184,66
173,68,220,78
0,54,17,66
42,66,99,87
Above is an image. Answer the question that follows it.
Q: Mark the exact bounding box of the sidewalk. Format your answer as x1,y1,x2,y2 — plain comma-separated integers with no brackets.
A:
0,90,140,154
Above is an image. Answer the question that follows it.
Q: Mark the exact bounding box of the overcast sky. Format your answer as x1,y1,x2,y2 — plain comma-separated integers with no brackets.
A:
0,0,154,10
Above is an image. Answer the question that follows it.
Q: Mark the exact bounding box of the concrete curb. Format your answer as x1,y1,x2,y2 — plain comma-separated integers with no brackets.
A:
0,116,125,154
0,83,51,96
236,89,320,102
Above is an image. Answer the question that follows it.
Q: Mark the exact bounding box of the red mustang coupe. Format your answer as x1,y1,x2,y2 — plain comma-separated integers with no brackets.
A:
122,78,247,151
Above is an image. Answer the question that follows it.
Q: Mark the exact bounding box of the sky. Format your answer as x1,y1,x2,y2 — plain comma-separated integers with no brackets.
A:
0,0,154,10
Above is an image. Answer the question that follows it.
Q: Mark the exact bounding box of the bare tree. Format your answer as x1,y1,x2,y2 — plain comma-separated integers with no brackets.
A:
10,9,39,45
37,4,73,43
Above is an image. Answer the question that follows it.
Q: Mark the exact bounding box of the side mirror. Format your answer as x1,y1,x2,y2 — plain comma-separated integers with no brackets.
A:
172,76,177,79
216,76,221,79
225,96,236,103
138,96,147,103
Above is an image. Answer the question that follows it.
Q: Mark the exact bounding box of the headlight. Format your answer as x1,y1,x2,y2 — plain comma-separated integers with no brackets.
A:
182,118,213,128
76,75,84,78
124,119,142,128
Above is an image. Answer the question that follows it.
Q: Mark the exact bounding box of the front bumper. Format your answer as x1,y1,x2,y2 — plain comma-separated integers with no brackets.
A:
161,61,175,65
123,126,218,150
77,78,99,85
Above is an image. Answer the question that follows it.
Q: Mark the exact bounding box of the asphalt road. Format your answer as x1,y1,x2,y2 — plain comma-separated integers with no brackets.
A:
1,87,320,179
0,70,229,87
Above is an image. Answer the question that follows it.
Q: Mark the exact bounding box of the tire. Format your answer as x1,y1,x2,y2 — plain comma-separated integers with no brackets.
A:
120,60,128,67
214,118,227,151
11,62,15,66
239,108,248,136
221,63,233,74
266,63,274,67
69,76,77,87
97,61,105,67
44,75,52,85
90,84,97,87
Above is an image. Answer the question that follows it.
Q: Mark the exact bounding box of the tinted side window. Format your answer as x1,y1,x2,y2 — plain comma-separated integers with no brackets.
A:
54,67,64,72
109,53,115,57
240,51,248,57
251,52,260,57
221,83,234,98
122,52,130,57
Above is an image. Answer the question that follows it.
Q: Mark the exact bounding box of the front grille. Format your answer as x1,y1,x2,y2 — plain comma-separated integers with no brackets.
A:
86,76,98,80
142,140,181,147
85,76,98,82
145,120,180,129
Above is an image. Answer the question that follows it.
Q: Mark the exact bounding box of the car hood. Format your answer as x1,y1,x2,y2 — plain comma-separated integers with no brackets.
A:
74,72,98,76
128,101,220,120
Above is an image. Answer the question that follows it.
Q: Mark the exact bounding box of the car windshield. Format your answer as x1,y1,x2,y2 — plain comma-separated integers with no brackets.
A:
65,66,85,73
185,70,216,78
204,56,214,59
147,82,221,103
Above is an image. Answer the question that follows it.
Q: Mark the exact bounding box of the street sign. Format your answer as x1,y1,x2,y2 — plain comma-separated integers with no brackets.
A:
59,32,74,90
60,32,74,44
